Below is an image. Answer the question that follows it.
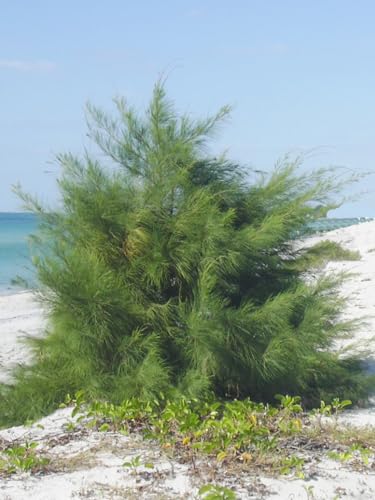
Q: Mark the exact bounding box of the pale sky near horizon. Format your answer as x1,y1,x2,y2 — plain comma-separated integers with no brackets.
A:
1,1,375,216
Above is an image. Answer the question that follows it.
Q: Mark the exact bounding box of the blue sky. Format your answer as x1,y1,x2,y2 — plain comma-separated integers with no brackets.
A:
1,0,375,216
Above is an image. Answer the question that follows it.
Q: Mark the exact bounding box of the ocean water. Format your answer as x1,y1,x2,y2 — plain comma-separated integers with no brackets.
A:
0,213,38,292
307,217,373,233
0,213,373,292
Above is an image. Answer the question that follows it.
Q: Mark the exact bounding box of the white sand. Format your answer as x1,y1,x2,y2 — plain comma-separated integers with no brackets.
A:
302,221,375,368
0,291,46,383
1,221,375,498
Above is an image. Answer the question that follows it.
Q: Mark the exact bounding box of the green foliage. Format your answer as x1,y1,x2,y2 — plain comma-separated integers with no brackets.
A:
295,240,361,270
122,454,155,475
69,393,373,480
277,455,305,478
328,444,372,465
61,392,353,469
274,394,303,413
0,81,372,426
71,394,281,456
198,484,237,500
0,442,50,475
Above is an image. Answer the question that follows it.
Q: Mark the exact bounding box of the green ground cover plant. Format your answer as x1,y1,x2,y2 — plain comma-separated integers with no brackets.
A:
1,392,374,499
60,393,375,478
0,441,50,475
0,81,372,427
198,484,237,499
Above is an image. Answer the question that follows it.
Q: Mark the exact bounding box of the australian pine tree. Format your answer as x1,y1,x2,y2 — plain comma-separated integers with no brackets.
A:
0,81,371,426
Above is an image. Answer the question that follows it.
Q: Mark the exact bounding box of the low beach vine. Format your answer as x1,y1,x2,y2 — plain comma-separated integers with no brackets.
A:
56,392,374,479
1,390,374,500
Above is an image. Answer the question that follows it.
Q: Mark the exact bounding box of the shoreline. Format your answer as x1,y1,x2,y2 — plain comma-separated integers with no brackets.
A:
0,287,33,296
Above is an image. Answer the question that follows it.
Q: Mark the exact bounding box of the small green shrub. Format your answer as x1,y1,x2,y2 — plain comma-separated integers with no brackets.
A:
122,455,154,475
0,82,371,427
0,442,50,475
278,455,305,478
198,484,237,500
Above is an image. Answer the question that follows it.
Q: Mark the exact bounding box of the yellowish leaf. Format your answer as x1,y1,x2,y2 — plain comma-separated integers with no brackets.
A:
216,451,227,462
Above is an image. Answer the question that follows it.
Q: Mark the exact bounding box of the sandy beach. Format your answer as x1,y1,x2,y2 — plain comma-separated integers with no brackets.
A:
1,221,375,498
0,291,46,384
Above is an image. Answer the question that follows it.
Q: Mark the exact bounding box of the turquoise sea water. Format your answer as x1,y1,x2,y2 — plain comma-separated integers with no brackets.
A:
0,213,38,292
0,213,373,292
